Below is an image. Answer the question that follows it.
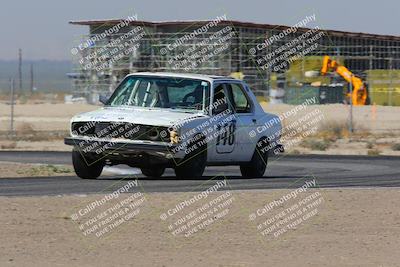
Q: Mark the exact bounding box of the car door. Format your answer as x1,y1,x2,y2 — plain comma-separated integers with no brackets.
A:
208,83,238,161
225,82,256,162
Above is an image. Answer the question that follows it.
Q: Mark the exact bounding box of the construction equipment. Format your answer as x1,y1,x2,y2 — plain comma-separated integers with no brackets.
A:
321,55,368,105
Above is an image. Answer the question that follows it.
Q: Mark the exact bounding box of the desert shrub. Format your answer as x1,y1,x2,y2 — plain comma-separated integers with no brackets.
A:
300,139,331,151
16,122,35,135
16,164,72,176
366,141,374,149
318,120,350,140
0,142,17,149
391,143,400,151
367,149,381,156
289,149,301,155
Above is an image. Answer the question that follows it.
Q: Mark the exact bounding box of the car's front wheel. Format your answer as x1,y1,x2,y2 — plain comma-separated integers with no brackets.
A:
174,136,207,179
240,139,268,178
72,150,104,179
141,167,165,178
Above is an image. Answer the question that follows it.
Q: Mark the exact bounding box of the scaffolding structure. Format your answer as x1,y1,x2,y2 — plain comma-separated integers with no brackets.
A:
69,19,400,105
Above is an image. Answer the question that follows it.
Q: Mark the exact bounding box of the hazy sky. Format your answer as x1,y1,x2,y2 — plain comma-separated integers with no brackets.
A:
0,0,398,60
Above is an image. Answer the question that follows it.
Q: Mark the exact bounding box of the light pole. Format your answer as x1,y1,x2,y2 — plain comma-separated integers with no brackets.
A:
349,74,353,134
10,78,15,136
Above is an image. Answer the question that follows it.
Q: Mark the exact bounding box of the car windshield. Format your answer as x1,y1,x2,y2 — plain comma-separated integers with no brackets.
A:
107,76,210,112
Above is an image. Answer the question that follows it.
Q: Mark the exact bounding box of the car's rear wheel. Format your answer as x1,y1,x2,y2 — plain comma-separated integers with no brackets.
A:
141,167,165,178
72,150,104,179
175,136,207,179
240,139,268,178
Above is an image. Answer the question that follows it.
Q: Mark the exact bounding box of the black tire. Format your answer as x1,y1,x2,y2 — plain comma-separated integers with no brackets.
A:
141,167,165,178
72,150,104,179
174,136,207,179
240,139,268,178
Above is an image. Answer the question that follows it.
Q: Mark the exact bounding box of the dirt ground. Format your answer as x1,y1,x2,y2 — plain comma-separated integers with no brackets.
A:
1,103,400,155
0,188,399,267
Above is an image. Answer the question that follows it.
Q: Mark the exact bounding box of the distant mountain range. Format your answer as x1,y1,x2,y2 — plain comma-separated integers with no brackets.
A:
0,60,73,93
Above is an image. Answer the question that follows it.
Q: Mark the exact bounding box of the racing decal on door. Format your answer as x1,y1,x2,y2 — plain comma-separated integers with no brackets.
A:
216,121,236,153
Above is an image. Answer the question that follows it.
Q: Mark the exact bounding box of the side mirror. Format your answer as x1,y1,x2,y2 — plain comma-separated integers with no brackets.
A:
99,94,109,105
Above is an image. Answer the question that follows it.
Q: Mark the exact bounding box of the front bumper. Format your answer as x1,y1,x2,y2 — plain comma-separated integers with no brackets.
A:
64,137,182,157
65,136,186,167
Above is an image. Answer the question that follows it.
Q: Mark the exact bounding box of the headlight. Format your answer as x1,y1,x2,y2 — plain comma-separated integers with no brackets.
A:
169,129,180,144
144,126,170,142
147,129,160,141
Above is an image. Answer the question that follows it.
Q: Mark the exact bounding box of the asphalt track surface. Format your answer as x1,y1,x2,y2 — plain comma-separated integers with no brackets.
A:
0,151,399,196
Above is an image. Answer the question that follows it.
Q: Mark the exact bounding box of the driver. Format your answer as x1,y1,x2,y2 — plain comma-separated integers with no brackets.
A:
183,85,204,104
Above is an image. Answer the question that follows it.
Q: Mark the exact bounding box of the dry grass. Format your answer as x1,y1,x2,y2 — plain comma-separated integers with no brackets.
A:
300,139,332,151
289,149,301,155
0,125,68,142
0,92,67,104
15,164,72,176
317,120,351,140
16,122,36,135
0,141,17,149
391,143,400,151
366,141,375,149
311,120,372,143
17,131,68,142
367,149,381,156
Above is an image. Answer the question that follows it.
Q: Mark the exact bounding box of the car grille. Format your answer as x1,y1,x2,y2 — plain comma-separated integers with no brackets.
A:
71,122,170,142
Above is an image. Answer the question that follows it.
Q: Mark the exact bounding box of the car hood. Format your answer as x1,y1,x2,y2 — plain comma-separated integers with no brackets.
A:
71,106,207,127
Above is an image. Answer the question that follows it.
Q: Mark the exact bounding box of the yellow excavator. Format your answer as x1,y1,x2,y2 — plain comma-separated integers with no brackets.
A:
320,55,368,106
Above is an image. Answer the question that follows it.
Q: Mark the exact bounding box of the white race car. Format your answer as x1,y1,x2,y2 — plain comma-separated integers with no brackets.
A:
64,72,283,179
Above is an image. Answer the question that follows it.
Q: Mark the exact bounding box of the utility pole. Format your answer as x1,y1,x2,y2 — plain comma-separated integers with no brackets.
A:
389,55,393,106
18,48,22,94
10,78,15,135
369,45,373,70
349,74,354,134
30,63,34,94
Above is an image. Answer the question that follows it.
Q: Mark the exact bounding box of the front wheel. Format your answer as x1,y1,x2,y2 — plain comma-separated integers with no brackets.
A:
174,136,207,179
240,139,268,178
141,167,165,178
72,150,104,179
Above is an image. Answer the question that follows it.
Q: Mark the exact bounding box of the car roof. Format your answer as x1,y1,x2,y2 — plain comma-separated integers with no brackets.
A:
126,72,238,82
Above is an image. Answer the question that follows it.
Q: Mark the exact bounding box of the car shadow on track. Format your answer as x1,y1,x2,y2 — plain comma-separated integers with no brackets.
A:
98,174,304,181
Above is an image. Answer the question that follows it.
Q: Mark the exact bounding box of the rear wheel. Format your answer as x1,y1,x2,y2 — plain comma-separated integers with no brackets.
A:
240,139,268,178
141,167,165,178
72,150,104,179
175,136,207,179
